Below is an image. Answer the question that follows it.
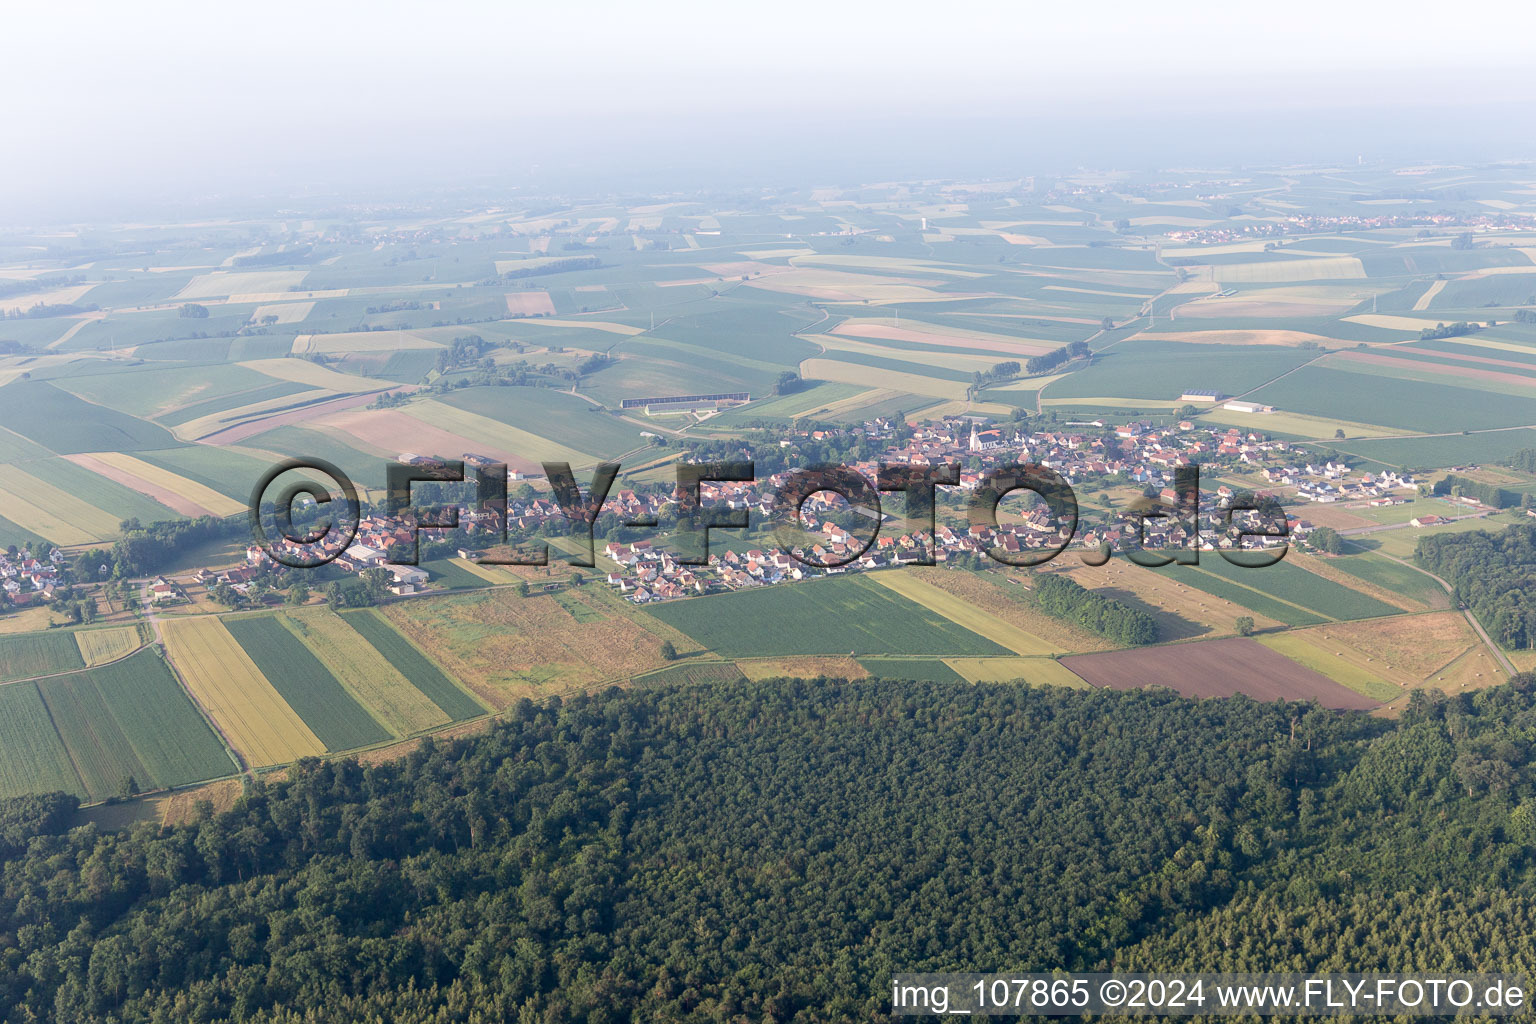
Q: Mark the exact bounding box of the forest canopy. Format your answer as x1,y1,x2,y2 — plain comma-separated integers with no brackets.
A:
5,674,1536,1021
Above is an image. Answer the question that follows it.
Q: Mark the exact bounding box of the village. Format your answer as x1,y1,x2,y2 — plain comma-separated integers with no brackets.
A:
231,412,1445,607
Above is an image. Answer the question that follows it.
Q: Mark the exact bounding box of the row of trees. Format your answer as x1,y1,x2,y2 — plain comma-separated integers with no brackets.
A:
1436,473,1536,510
75,516,247,581
499,255,601,280
1418,321,1482,341
1507,448,1536,474
1025,340,1091,375
1031,571,1159,644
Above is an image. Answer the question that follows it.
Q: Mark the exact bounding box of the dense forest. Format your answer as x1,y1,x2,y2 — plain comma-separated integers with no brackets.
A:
1418,524,1536,648
8,673,1536,1021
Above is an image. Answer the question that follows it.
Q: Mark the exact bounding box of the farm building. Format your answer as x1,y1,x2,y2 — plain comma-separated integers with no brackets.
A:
1180,389,1226,402
1223,400,1274,414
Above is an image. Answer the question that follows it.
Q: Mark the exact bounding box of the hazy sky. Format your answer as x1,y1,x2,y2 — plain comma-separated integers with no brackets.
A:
3,1,1534,219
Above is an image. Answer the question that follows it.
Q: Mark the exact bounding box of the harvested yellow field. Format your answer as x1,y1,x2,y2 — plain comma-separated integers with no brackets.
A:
74,625,144,666
746,268,980,303
1041,285,1152,299
401,400,603,465
800,358,968,400
1258,633,1401,703
791,253,989,278
0,607,55,635
239,357,381,392
1264,612,1497,700
292,331,443,354
944,657,1090,689
0,284,94,315
868,571,1061,655
0,467,122,544
1413,279,1449,310
1342,313,1441,331
175,271,308,300
161,617,324,767
66,451,246,518
1061,560,1281,639
1196,408,1399,439
505,291,557,316
447,557,517,583
1211,257,1366,283
737,656,870,681
248,301,315,324
280,610,449,736
507,318,644,336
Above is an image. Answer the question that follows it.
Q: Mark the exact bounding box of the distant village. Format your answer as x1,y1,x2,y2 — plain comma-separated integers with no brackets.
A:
239,411,1443,606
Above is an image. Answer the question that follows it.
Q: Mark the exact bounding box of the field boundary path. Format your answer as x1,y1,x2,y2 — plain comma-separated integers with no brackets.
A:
1338,546,1518,677
1336,510,1490,537
137,581,250,776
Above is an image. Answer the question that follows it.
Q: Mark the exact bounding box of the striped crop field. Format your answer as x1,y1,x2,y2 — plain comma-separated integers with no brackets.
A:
0,467,122,545
74,625,145,666
0,682,82,798
222,615,391,751
69,451,248,518
280,609,451,736
338,609,486,721
161,616,325,766
44,649,234,794
0,631,85,682
865,572,1059,655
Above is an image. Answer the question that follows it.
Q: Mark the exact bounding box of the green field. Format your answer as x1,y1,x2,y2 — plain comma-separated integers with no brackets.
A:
223,615,391,751
339,608,486,720
1249,366,1536,433
630,661,748,688
1043,340,1316,402
1327,550,1451,609
132,444,277,502
0,380,179,454
421,558,495,590
0,647,231,801
0,632,85,682
643,575,1013,658
0,682,82,798
1189,557,1403,620
1318,428,1536,472
1164,565,1327,627
856,657,967,683
433,386,646,459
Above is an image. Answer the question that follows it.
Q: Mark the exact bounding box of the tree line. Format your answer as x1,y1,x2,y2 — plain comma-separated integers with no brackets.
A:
1417,524,1536,649
9,671,1536,1020
1435,473,1536,510
1031,571,1159,644
1025,340,1091,375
